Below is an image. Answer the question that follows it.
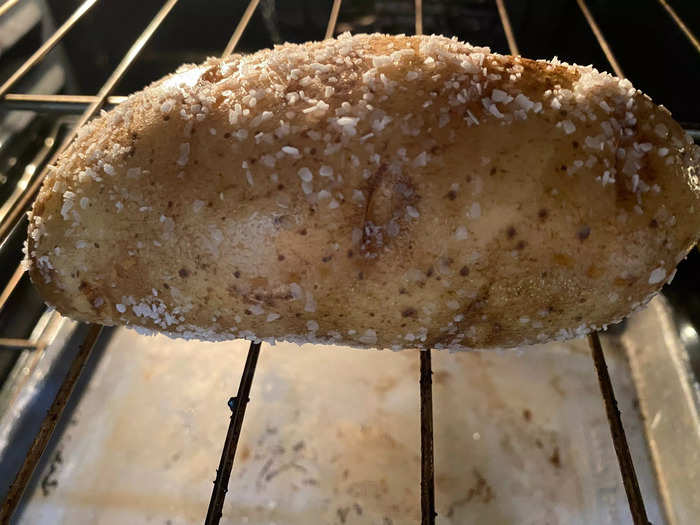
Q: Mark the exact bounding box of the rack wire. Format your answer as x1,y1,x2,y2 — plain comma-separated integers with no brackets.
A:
0,0,18,19
0,0,698,523
0,0,100,99
575,0,624,78
0,0,183,520
657,0,700,54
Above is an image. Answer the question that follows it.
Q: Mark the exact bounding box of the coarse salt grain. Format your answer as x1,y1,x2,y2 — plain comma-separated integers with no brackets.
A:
177,143,190,166
470,202,481,218
359,329,377,345
249,304,264,315
488,104,504,118
648,267,666,284
561,120,576,134
289,283,302,300
413,152,428,167
491,89,513,103
515,93,534,111
372,56,392,68
298,167,313,182
455,226,468,240
337,116,359,134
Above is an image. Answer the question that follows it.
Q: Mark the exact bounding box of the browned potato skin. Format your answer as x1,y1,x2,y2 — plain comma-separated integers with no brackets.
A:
27,34,700,349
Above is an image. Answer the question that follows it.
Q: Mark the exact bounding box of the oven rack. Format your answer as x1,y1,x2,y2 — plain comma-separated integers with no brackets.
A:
0,1,697,523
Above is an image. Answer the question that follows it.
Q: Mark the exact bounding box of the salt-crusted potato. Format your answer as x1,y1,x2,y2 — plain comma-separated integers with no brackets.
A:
26,33,700,349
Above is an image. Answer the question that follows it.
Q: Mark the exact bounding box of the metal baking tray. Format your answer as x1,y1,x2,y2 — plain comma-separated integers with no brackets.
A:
1,296,696,524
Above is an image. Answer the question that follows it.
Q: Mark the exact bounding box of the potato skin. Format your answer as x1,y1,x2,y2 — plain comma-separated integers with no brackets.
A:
26,33,700,349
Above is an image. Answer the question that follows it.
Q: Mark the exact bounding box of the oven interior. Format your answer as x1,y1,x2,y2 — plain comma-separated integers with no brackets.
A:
0,1,698,524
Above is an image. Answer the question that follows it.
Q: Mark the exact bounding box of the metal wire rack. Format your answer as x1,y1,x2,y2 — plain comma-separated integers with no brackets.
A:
0,0,697,523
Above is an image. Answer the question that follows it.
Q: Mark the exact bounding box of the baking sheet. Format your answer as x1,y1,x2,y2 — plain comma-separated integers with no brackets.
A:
15,325,665,524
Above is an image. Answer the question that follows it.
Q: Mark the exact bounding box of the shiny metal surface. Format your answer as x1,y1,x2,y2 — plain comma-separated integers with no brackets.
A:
12,327,667,524
657,0,700,55
0,324,103,522
0,93,126,113
325,0,343,39
620,298,700,525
